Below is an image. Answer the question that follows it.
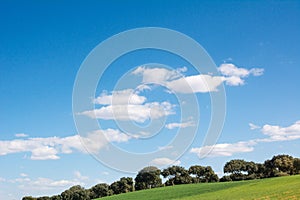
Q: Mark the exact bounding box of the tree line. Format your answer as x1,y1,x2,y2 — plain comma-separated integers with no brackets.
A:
22,154,300,200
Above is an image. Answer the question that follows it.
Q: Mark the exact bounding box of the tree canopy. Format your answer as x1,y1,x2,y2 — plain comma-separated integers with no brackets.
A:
135,166,162,190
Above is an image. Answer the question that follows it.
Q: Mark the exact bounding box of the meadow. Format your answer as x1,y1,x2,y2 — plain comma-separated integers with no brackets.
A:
96,175,300,200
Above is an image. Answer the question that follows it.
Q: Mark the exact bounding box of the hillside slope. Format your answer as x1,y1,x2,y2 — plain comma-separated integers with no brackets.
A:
96,175,300,200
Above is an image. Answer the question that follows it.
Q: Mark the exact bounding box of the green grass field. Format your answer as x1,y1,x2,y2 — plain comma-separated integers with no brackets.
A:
96,175,300,200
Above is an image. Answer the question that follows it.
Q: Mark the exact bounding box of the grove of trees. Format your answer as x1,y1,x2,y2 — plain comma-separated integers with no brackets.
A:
22,154,300,200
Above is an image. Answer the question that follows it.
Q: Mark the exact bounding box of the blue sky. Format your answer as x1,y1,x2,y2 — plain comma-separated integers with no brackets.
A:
1,1,300,199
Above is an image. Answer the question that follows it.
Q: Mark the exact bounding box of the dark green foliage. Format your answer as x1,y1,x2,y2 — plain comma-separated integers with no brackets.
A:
61,185,90,200
135,166,162,190
255,163,266,179
224,159,261,180
220,175,232,182
50,195,61,200
293,158,300,174
22,197,37,200
188,165,219,183
161,166,192,186
37,197,51,200
110,177,133,195
89,183,111,199
264,155,295,177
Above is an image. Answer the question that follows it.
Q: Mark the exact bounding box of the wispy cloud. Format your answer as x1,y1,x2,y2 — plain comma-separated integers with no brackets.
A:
132,66,187,85
15,133,28,138
218,63,264,78
190,141,256,158
74,171,89,181
191,120,300,158
132,64,264,93
249,123,261,130
149,157,181,166
0,129,131,160
165,120,195,129
259,120,300,142
81,101,175,123
94,89,146,105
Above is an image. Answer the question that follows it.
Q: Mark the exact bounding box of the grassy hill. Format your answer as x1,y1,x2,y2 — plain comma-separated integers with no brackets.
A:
96,175,300,200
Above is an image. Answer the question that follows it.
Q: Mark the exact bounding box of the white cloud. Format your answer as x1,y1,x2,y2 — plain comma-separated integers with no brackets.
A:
132,66,186,85
132,64,263,94
150,157,181,166
0,177,5,182
81,101,175,123
165,121,195,129
218,63,251,77
15,133,28,138
167,74,224,93
218,63,264,77
260,120,300,142
4,173,92,199
94,89,146,105
20,173,28,177
191,120,300,158
218,63,264,86
74,171,89,181
223,76,244,86
250,68,264,76
16,177,83,191
31,146,59,160
157,145,174,151
249,123,261,130
190,141,256,158
0,129,131,160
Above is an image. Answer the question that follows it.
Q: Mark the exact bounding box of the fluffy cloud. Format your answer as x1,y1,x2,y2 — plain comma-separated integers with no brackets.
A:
2,171,91,199
218,63,264,77
132,64,264,93
149,157,181,166
81,101,175,123
260,120,300,142
191,120,300,158
19,177,81,189
165,120,195,129
15,133,28,138
82,88,175,123
132,66,187,85
0,129,131,160
94,89,146,105
167,74,224,93
190,141,256,158
218,64,264,86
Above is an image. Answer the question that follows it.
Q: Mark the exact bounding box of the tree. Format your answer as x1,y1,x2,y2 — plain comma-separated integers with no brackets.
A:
224,159,248,181
161,166,192,186
61,185,89,200
219,175,232,182
188,165,219,183
37,197,51,200
50,195,61,200
89,183,111,199
293,158,300,174
254,163,265,179
110,177,133,195
22,197,37,200
264,155,294,177
135,166,162,190
224,159,260,181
